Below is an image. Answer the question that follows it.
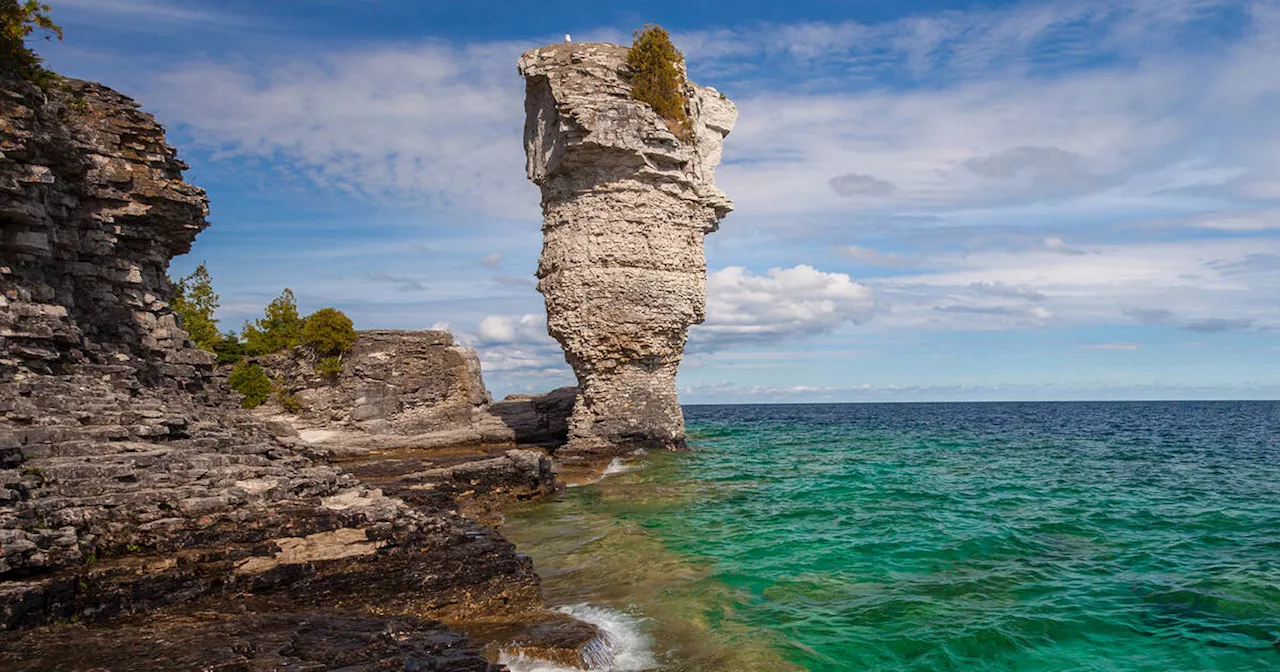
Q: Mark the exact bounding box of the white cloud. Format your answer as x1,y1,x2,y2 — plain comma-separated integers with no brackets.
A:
836,245,913,267
693,265,875,351
868,237,1280,332
1078,342,1140,351
475,313,545,345
145,41,537,217
480,252,503,268
55,0,238,26
464,314,570,380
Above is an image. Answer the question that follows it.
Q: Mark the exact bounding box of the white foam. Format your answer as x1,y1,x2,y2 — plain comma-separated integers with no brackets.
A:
602,458,632,476
566,459,633,488
499,603,657,672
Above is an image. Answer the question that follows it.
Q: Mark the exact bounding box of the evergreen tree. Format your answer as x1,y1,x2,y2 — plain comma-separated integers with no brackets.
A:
228,361,272,409
628,24,691,142
242,288,305,355
1,1,61,82
171,263,221,351
212,330,246,365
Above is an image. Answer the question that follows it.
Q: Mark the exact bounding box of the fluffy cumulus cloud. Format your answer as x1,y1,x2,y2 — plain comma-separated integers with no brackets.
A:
693,265,875,351
462,314,570,383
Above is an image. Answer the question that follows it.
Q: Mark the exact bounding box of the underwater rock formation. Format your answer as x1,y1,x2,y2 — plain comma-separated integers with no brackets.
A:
519,42,736,455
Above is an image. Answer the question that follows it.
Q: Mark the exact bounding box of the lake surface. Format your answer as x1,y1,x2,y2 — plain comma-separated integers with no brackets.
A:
501,401,1280,671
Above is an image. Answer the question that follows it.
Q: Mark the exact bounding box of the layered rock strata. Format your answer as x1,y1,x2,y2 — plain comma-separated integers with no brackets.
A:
518,43,736,454
258,329,575,451
0,74,597,668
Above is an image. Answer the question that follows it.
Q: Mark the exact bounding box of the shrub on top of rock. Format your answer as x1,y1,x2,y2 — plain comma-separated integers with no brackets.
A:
227,361,272,409
302,307,356,377
627,24,691,142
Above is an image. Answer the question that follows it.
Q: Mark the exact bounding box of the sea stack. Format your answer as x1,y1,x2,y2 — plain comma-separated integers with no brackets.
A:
518,42,736,455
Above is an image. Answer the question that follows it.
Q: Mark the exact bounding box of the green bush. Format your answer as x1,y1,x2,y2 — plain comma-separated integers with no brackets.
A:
315,355,343,378
212,331,245,365
301,308,356,358
170,263,221,352
1,0,61,84
628,24,691,142
275,388,303,414
228,361,271,409
242,288,305,356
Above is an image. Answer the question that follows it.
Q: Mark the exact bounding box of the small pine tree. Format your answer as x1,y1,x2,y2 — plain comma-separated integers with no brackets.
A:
1,1,62,83
171,263,221,352
627,24,692,142
227,361,272,409
212,330,246,365
242,288,305,356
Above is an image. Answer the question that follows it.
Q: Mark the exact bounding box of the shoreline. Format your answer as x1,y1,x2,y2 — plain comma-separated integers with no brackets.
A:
499,447,803,672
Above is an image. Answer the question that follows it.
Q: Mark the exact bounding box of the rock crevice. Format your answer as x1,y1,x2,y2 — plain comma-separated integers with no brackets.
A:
518,42,736,455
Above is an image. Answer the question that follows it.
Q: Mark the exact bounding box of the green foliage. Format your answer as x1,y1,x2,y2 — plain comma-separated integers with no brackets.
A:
301,307,356,358
171,263,221,352
212,330,245,365
627,24,691,142
228,361,272,409
1,0,62,83
314,355,343,379
276,389,303,414
242,288,305,356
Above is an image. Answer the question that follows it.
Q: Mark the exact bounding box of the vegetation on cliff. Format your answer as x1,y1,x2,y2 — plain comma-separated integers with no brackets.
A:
228,361,272,408
1,0,60,82
170,266,358,388
171,264,221,351
302,307,357,358
628,24,692,142
302,307,356,377
242,288,306,356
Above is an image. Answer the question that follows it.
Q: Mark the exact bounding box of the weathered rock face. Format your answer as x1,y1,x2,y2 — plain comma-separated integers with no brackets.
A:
258,329,576,451
518,43,736,454
0,74,594,667
1,77,214,386
263,329,492,433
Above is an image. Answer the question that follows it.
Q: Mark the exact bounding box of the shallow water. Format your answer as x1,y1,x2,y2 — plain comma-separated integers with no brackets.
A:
502,401,1280,671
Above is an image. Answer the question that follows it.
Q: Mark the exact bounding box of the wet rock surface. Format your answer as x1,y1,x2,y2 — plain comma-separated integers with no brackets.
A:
519,42,736,456
0,595,504,671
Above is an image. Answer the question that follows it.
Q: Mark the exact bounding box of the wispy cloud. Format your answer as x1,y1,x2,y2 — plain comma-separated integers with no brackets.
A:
1078,342,1140,351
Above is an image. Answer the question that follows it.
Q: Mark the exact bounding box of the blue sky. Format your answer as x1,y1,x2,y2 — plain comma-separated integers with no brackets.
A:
36,0,1280,402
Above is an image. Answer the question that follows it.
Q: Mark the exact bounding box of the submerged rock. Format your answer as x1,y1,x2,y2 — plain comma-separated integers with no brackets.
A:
518,42,736,455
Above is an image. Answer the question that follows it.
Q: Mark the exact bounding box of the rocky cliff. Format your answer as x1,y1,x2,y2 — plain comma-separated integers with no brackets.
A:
0,74,595,669
259,329,574,451
518,42,736,455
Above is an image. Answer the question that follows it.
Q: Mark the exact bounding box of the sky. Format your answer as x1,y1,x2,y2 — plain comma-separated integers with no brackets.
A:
33,0,1280,403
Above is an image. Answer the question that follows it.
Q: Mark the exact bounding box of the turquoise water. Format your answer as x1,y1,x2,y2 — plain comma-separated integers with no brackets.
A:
504,401,1280,671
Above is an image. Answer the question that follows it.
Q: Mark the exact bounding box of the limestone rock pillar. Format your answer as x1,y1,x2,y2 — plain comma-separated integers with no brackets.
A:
518,43,736,454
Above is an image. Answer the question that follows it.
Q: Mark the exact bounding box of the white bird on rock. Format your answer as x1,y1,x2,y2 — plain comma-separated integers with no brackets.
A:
565,34,572,43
